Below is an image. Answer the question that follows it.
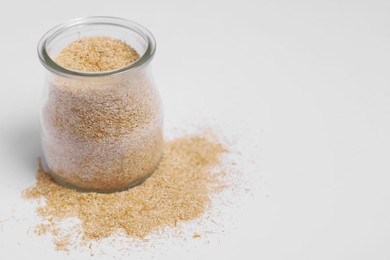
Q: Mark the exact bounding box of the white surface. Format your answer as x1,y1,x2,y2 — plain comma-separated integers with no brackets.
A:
1,0,390,259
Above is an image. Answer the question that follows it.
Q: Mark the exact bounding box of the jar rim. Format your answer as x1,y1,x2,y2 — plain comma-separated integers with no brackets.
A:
37,16,156,77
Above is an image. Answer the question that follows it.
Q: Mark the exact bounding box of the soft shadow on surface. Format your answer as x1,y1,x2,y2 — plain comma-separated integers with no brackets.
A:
6,118,43,175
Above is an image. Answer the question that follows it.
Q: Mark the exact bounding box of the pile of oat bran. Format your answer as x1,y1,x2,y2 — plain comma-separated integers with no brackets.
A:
24,134,228,251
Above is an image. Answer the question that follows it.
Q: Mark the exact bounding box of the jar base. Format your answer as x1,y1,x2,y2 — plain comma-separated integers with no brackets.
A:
47,170,155,193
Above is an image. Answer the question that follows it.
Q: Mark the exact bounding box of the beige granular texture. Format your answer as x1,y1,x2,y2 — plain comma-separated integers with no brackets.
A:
24,135,227,250
42,36,162,191
55,36,140,72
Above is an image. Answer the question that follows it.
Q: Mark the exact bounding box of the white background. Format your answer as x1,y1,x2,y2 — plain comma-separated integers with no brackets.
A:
1,0,390,259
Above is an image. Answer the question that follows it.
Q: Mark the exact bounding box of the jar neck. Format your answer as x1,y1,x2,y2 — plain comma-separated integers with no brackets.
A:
38,16,156,78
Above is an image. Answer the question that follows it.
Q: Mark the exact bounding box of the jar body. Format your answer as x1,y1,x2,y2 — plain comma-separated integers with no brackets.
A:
38,17,162,192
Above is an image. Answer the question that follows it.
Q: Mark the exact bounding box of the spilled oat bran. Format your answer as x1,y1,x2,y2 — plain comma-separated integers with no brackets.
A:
24,134,228,250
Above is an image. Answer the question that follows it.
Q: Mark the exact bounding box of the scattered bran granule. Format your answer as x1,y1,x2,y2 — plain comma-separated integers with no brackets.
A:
24,134,228,251
35,222,55,236
55,36,140,72
54,234,71,251
192,233,201,238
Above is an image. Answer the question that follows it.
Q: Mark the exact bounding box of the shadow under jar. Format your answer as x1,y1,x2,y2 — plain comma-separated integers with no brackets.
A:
38,17,163,192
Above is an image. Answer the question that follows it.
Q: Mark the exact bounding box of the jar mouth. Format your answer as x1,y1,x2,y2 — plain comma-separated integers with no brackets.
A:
38,16,156,77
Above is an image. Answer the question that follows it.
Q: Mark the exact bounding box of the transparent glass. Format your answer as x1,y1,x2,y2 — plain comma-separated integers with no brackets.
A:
38,17,163,192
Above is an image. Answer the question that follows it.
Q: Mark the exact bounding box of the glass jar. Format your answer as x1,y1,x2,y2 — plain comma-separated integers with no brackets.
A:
37,17,163,192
